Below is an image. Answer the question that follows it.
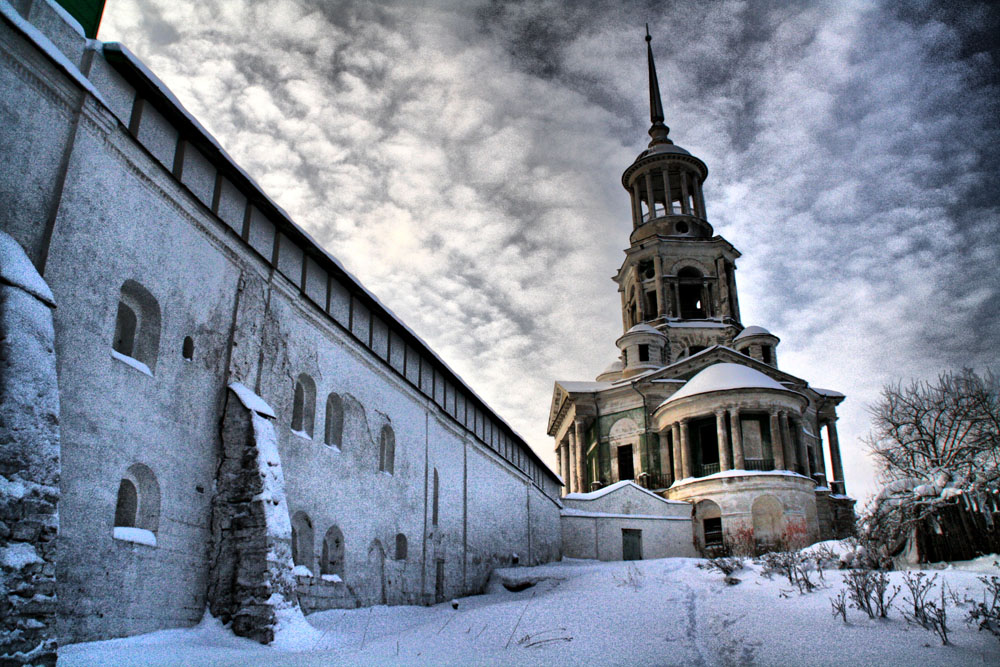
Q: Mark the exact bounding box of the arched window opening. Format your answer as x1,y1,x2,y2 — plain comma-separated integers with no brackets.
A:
688,345,707,356
677,267,706,319
113,303,137,357
432,468,440,526
291,511,314,574
639,198,650,222
112,280,161,372
291,374,316,437
379,425,395,474
320,525,344,578
395,533,408,561
114,463,160,533
325,393,344,448
114,479,137,528
182,336,194,360
691,416,720,477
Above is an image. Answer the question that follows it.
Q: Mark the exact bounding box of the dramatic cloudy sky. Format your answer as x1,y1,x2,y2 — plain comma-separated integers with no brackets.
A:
97,0,999,504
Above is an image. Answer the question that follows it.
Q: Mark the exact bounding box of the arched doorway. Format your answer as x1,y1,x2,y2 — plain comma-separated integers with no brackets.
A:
368,539,386,605
695,499,723,552
751,495,784,548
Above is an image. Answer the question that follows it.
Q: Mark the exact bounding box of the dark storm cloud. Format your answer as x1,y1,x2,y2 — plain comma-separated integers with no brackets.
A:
100,0,1000,502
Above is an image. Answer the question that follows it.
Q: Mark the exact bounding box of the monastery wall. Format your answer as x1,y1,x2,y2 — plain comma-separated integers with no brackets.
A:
0,5,561,647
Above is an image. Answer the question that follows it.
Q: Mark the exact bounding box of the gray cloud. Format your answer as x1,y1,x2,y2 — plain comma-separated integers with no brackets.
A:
100,0,1000,504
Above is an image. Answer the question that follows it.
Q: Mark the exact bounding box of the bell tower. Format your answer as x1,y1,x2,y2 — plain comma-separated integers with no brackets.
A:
614,28,743,362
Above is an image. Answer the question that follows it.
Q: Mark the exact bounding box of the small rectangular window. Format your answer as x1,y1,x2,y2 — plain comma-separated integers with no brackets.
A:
639,344,649,362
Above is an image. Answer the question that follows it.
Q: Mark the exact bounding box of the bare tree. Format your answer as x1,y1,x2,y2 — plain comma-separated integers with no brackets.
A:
865,369,1000,487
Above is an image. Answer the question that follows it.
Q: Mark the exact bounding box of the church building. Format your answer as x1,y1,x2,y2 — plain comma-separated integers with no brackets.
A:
549,32,856,555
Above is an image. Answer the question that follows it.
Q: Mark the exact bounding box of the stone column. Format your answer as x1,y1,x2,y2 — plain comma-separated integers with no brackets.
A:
697,180,708,219
662,168,674,214
715,258,730,321
619,289,629,331
567,429,578,493
815,417,829,481
631,182,642,226
659,430,672,481
635,282,645,321
653,255,666,318
680,419,692,479
701,281,711,318
672,422,683,482
769,410,785,470
781,412,797,472
575,419,587,493
729,408,745,469
680,170,691,215
672,281,681,318
555,441,563,480
794,417,811,478
716,410,732,471
826,419,845,493
645,171,656,218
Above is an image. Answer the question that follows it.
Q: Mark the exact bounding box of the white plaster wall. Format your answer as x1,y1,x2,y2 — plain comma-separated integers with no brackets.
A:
561,515,696,560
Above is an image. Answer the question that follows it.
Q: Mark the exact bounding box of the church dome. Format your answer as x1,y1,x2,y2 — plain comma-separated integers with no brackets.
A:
626,323,663,336
661,363,788,406
602,359,624,373
734,325,774,341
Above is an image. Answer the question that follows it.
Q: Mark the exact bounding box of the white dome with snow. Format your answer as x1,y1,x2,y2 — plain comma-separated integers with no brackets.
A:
601,359,623,374
660,363,788,406
733,325,773,341
625,323,663,335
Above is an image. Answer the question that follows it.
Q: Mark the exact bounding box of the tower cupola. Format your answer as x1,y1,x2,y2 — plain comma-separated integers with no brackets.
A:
622,28,711,245
616,323,668,378
733,326,780,367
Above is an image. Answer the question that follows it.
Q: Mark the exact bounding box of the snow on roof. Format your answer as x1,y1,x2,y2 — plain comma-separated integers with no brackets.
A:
558,381,614,393
813,387,845,398
101,42,560,485
563,480,688,504
0,231,54,305
734,325,773,340
670,468,813,487
624,323,663,335
0,2,107,107
664,320,730,328
229,382,276,419
600,359,623,374
560,508,690,521
659,363,790,407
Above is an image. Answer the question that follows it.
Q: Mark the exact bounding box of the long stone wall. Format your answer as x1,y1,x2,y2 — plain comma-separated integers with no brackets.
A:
0,3,563,648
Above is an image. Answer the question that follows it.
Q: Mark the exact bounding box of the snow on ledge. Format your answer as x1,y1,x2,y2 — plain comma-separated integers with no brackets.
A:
111,349,152,376
564,479,689,504
0,2,107,106
228,382,276,418
670,468,813,489
560,508,691,521
320,573,342,583
291,565,313,578
113,527,157,547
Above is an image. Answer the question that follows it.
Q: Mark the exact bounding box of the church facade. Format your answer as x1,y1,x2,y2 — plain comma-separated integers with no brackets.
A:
0,2,561,662
548,33,855,555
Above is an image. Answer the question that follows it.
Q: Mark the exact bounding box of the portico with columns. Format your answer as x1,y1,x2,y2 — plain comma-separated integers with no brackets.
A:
546,29,855,557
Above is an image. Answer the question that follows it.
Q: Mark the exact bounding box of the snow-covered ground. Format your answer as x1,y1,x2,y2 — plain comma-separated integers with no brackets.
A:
59,550,1000,666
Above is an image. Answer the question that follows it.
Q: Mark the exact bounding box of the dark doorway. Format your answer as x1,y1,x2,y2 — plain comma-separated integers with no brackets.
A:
435,559,445,604
691,417,719,476
703,517,723,547
617,445,634,481
622,529,642,560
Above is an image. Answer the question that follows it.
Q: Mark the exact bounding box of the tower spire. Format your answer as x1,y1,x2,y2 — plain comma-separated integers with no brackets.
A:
645,25,672,147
